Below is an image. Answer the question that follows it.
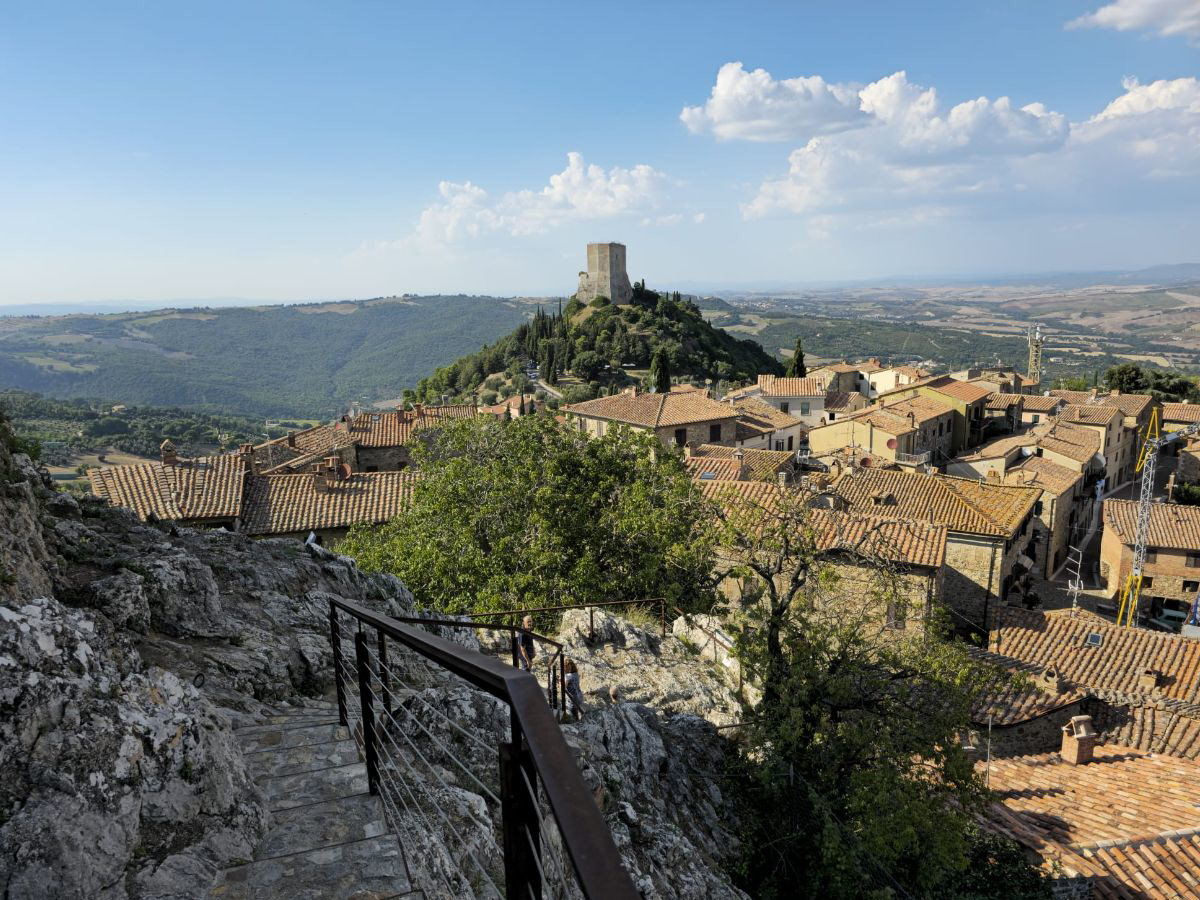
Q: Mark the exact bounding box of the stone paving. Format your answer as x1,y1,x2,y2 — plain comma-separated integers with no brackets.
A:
208,699,421,900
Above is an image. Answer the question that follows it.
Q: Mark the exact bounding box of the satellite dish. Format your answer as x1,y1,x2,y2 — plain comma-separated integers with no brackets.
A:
860,457,872,468
886,438,897,450
338,463,352,480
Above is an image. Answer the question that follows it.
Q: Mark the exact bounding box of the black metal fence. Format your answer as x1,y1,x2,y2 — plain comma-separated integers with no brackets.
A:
328,598,638,900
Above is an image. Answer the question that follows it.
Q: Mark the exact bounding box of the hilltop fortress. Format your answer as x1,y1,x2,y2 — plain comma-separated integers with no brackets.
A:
575,241,633,305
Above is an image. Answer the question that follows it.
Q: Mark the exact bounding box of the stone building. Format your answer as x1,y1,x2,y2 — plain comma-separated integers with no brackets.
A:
807,394,955,468
575,241,633,305
1049,389,1159,490
1100,499,1200,628
699,479,948,633
1004,455,1085,578
564,387,740,448
832,468,1041,634
722,396,806,451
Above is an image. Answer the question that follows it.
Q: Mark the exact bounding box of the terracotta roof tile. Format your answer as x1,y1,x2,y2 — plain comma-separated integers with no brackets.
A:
727,397,801,433
89,455,246,522
1022,395,1067,413
686,445,794,481
927,376,993,404
241,470,419,535
565,390,737,428
1051,390,1156,419
1060,404,1122,427
892,365,930,380
1005,456,1082,497
1163,403,1200,425
985,394,1023,410
1104,499,1200,552
990,606,1200,702
699,480,947,568
985,743,1200,848
834,468,1041,537
757,375,828,397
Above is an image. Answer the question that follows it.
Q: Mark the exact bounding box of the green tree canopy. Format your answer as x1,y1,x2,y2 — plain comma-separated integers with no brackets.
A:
709,484,1041,899
785,337,807,378
338,415,714,616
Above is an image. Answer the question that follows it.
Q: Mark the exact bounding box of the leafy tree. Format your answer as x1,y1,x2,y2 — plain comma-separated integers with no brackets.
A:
709,484,1018,898
338,415,714,616
571,350,604,382
786,337,807,378
1104,363,1148,394
650,347,672,394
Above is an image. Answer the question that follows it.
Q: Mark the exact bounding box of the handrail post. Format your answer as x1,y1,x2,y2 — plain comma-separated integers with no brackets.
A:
660,600,666,639
377,629,392,718
500,738,541,900
329,602,347,727
355,631,380,796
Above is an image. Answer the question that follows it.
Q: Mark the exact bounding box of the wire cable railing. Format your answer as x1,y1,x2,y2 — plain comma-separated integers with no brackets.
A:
328,598,637,900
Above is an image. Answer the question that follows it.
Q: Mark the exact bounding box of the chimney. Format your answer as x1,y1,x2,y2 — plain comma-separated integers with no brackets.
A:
1036,666,1065,694
312,464,329,494
684,442,695,459
1137,668,1161,693
414,402,424,419
778,469,789,486
734,448,749,481
240,443,259,476
986,469,1001,482
160,440,178,467
1060,715,1097,765
286,432,296,449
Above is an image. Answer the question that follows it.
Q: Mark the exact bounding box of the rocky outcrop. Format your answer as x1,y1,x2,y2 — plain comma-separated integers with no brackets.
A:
556,609,745,727
0,597,266,900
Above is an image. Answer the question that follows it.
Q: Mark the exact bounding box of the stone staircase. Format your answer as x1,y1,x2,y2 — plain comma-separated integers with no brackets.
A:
208,699,420,900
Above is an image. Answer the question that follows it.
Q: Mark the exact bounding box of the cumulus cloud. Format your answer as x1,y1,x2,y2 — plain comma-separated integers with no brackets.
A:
734,69,1067,218
680,61,867,141
1068,0,1200,40
1072,76,1200,177
414,152,671,243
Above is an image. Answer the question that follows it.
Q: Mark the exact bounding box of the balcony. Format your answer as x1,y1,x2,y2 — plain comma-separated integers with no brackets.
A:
895,450,932,466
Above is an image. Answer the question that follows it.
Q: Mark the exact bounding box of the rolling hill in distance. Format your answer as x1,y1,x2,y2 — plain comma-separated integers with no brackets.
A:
2,266,1199,419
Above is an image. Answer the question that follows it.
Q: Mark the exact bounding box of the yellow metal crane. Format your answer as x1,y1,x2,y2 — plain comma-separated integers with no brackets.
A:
1115,409,1200,627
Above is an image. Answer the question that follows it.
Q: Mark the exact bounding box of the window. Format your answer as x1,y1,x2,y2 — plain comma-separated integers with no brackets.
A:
800,402,811,416
780,402,790,414
1084,632,1104,648
1034,501,1044,516
1185,581,1200,593
1146,549,1158,564
1188,553,1200,568
709,423,722,442
1031,414,1040,425
1035,448,1044,457
1142,576,1154,589
787,435,794,451
829,413,836,421
674,428,687,446
885,600,906,630
774,440,784,451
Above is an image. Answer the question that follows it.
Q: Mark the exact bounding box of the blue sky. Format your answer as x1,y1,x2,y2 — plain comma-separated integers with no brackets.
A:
2,0,1198,304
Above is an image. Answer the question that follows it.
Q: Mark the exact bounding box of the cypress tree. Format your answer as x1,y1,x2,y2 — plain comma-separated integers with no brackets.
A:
650,348,671,394
786,338,807,378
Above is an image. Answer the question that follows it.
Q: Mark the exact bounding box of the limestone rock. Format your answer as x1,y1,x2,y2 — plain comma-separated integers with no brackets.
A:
0,597,267,900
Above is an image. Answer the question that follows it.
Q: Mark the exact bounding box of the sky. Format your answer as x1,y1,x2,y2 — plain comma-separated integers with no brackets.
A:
2,0,1199,305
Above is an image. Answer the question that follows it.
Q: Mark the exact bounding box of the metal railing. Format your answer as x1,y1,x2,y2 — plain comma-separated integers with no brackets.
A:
895,450,931,465
328,598,638,900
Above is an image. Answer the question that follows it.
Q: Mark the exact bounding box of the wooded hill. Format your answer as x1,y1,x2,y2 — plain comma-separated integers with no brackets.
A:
413,284,783,404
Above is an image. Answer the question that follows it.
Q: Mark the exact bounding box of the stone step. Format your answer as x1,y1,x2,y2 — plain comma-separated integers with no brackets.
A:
254,793,389,860
259,761,370,811
236,715,341,736
208,833,410,900
239,723,349,754
246,739,361,781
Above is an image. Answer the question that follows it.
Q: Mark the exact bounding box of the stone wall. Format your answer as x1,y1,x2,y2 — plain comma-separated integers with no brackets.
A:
355,445,412,472
576,242,633,305
654,419,738,449
984,700,1087,758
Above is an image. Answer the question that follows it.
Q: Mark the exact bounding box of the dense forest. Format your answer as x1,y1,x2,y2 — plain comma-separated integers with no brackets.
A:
0,296,534,418
412,284,783,404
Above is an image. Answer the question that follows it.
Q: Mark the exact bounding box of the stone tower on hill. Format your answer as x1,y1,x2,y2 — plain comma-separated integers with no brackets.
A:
576,242,633,306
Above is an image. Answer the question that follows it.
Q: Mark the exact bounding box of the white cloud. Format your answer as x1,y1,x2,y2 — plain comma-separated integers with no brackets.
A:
736,69,1067,218
680,61,867,142
1068,0,1200,40
1071,76,1200,178
414,152,671,243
